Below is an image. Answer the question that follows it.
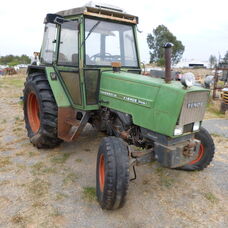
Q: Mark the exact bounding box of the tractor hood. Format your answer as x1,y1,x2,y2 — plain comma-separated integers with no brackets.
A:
99,71,209,137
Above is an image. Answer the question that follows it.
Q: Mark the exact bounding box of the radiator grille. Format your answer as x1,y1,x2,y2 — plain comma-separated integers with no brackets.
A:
178,92,209,126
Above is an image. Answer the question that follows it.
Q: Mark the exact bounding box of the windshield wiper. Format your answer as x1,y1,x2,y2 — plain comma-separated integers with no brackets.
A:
81,21,100,48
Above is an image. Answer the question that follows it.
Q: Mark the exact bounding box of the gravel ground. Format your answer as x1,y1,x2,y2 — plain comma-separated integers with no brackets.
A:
203,119,228,138
0,75,227,228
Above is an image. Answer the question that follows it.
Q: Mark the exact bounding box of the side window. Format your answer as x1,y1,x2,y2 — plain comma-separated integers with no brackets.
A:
58,21,79,66
40,23,57,64
123,29,137,66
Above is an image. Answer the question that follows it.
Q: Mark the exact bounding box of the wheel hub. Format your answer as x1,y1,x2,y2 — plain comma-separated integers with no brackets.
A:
99,154,105,192
189,144,205,165
27,92,40,133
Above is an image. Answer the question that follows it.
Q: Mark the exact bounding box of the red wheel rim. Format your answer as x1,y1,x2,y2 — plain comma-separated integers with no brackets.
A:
27,92,40,133
99,154,105,192
189,144,205,165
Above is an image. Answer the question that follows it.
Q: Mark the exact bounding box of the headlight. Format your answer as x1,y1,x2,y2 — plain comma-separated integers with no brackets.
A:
193,122,200,131
174,126,183,136
181,72,195,87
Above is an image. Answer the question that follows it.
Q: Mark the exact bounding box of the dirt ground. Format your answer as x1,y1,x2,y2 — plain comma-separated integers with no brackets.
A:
0,74,227,228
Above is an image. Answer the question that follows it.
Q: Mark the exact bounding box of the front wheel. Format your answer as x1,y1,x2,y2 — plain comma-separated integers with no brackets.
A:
179,127,215,171
96,137,129,210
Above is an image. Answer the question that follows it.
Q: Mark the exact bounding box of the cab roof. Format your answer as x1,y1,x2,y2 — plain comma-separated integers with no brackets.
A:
56,2,138,24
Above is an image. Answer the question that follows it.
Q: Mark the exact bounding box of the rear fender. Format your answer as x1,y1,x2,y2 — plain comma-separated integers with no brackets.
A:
27,65,46,75
27,65,71,107
27,66,90,141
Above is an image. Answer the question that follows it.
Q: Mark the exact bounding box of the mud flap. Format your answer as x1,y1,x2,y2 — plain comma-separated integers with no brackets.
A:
58,107,90,142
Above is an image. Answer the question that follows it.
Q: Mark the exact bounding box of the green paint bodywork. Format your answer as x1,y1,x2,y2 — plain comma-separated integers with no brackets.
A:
37,12,210,139
45,67,70,107
99,71,208,137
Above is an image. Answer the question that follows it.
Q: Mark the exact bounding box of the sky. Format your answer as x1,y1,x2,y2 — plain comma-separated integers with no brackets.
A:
0,0,227,63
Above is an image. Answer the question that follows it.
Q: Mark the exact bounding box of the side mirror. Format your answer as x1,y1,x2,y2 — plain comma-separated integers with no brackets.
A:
44,14,69,25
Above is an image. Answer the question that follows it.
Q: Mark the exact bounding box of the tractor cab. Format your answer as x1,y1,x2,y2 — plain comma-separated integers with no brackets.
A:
39,3,140,110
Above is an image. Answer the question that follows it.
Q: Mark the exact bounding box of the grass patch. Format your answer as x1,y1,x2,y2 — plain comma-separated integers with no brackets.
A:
32,201,46,208
51,153,71,164
156,167,174,188
15,116,24,125
55,192,68,201
16,150,26,156
0,156,12,168
0,180,10,186
0,167,13,173
11,214,25,224
17,164,26,170
31,162,45,175
203,192,219,204
13,127,23,132
15,116,20,121
2,78,24,88
155,167,164,173
160,176,174,188
1,119,6,124
50,207,62,217
29,151,39,157
0,84,9,88
210,133,221,137
83,187,96,201
18,100,23,106
63,172,78,185
206,102,225,118
31,162,56,175
28,178,50,197
142,179,150,185
42,167,57,174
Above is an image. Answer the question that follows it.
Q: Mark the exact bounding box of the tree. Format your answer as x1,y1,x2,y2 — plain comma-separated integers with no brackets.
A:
147,25,185,66
20,54,31,64
223,51,228,63
0,54,31,65
209,55,217,68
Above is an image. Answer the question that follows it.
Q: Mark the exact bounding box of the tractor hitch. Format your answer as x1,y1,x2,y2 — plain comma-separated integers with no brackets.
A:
129,148,156,181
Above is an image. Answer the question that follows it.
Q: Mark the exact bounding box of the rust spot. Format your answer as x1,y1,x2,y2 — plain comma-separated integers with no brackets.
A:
58,107,77,142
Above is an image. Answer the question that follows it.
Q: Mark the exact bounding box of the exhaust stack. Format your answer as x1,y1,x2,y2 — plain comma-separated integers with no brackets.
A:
164,43,173,83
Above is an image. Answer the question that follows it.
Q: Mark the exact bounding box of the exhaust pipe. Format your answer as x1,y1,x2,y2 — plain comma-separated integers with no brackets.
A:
164,43,173,83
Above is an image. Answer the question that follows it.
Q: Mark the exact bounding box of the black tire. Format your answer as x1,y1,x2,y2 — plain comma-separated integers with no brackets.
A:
179,127,215,171
220,102,226,114
96,137,129,210
23,72,62,148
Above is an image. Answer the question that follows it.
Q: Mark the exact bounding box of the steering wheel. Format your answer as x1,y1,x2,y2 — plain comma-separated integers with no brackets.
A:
90,52,112,61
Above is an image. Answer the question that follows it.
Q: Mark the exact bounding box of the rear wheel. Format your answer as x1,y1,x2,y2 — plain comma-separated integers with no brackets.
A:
23,72,62,148
179,127,215,171
96,137,129,210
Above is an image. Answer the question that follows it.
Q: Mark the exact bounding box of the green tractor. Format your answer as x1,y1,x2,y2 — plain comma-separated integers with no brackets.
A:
24,3,215,210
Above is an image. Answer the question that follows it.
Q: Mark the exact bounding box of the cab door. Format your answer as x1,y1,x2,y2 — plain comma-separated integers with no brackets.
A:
55,20,83,108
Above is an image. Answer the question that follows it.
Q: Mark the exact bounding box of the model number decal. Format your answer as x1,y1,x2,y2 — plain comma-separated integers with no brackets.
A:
123,96,147,105
100,90,117,98
100,90,149,107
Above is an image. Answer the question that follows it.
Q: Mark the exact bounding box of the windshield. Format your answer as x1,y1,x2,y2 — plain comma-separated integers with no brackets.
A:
85,18,138,67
